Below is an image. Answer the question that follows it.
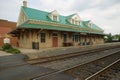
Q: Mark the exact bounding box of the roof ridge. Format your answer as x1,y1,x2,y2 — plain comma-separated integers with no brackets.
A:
66,13,76,18
22,6,50,14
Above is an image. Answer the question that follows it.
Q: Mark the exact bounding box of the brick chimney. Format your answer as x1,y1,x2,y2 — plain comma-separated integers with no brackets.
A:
23,0,27,7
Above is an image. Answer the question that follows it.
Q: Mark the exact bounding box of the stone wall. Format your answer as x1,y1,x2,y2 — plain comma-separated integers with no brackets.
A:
19,29,104,49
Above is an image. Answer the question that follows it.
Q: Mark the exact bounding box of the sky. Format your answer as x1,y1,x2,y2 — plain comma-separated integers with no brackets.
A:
0,0,120,35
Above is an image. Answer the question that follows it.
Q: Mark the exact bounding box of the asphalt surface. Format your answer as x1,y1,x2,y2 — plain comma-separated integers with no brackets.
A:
0,54,75,80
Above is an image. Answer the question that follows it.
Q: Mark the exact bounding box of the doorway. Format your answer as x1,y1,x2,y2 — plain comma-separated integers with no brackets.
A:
52,33,58,47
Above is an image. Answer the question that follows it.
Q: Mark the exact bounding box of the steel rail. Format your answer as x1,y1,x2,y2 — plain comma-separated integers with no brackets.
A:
85,58,120,80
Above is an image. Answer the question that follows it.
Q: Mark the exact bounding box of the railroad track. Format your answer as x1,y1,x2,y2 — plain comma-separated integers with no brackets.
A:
64,51,120,80
85,59,120,80
27,45,120,65
31,49,120,80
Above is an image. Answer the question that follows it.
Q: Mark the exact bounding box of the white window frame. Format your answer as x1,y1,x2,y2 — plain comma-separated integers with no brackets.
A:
52,15,58,21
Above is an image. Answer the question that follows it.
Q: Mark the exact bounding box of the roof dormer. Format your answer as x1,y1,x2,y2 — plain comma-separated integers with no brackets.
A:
71,13,80,20
67,13,81,25
87,20,92,28
48,10,59,21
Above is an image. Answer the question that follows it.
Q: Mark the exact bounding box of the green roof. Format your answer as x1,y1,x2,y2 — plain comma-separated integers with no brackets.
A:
66,13,76,19
82,21,103,31
18,23,104,35
21,6,104,34
19,23,85,32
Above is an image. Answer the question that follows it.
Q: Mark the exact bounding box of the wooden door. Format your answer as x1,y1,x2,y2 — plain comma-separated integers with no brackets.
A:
52,37,58,47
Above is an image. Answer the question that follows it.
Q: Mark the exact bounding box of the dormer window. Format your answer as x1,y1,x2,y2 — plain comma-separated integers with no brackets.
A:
72,19,74,24
76,21,81,25
71,19,80,25
75,21,78,25
79,21,81,25
88,22,92,28
68,13,81,25
53,15,58,21
48,10,59,21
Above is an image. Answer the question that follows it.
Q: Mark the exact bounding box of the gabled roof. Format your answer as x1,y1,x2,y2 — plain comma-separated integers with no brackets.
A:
66,13,76,19
22,6,70,25
66,13,80,20
82,21,103,31
22,6,50,21
20,6,104,34
50,10,59,15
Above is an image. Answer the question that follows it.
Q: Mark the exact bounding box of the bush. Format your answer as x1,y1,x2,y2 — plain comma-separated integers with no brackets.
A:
2,43,12,51
2,44,21,54
12,48,21,54
5,48,21,54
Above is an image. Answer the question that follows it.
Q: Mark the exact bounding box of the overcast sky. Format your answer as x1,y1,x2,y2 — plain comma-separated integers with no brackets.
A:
0,0,120,35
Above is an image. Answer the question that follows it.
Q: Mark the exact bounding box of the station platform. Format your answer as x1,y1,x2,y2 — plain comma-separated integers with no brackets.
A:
19,42,120,59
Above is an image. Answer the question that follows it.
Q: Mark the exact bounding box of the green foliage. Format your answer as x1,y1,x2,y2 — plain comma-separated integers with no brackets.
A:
106,33,113,42
119,36,120,42
105,33,120,42
2,43,12,51
5,48,21,54
2,44,21,54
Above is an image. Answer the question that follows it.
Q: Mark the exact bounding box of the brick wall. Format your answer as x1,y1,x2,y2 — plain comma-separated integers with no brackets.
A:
0,19,18,47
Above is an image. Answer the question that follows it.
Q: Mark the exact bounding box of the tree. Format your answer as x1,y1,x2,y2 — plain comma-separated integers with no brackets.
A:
107,33,113,42
118,35,120,42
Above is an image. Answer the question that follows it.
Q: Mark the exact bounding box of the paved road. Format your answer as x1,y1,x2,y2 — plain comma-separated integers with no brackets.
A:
0,53,74,80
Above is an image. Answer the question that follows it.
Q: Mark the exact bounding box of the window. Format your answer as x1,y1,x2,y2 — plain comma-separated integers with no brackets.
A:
21,33,24,39
71,19,80,25
63,34,67,42
41,33,46,43
53,15,58,21
52,33,58,37
75,35,79,42
78,35,81,42
75,21,78,25
88,22,92,28
79,21,81,25
72,35,79,42
72,19,74,24
94,36,96,41
84,36,87,42
23,16,26,22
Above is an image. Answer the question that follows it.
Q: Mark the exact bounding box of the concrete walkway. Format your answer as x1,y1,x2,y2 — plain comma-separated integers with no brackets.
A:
0,51,12,56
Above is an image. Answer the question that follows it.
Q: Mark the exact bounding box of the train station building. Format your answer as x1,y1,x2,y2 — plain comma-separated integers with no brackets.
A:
11,1,105,49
